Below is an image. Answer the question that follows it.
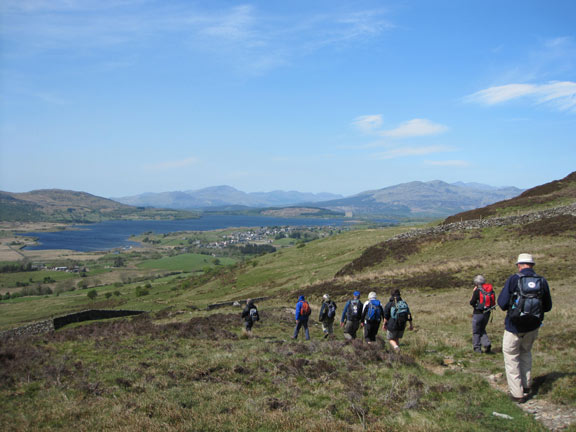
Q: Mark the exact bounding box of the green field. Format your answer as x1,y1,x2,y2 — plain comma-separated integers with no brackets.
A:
1,207,575,431
138,253,237,272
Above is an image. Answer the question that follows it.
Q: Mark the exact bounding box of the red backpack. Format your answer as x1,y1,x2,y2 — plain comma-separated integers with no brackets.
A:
300,301,311,316
477,284,496,312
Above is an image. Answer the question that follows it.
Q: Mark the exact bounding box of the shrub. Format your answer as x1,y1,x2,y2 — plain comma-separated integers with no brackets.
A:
87,290,98,300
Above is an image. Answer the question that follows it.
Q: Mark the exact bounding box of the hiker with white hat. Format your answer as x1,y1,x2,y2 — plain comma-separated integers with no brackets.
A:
497,253,553,403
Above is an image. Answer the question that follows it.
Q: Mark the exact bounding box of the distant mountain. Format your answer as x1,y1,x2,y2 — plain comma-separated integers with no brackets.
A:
113,186,343,210
0,189,198,223
444,171,576,224
314,181,524,218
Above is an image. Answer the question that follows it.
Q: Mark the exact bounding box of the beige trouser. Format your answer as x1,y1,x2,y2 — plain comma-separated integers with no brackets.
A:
502,329,539,398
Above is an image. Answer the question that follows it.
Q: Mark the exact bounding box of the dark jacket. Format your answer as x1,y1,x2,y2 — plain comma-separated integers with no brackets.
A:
470,285,494,315
497,268,552,333
341,298,362,323
319,300,337,322
241,301,257,322
383,296,412,330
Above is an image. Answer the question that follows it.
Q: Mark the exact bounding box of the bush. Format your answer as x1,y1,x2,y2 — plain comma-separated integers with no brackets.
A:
135,286,149,297
87,290,98,300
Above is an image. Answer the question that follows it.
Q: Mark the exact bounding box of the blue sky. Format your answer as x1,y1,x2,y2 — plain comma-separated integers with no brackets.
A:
1,0,575,197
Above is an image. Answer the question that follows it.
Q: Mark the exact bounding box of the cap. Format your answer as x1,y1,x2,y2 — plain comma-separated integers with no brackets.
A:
353,291,360,297
516,253,535,265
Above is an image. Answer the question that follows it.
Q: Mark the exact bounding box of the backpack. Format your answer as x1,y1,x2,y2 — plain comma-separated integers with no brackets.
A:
390,299,409,330
300,301,311,316
477,284,496,312
366,299,382,322
326,302,336,319
347,299,362,321
509,273,544,329
249,307,259,322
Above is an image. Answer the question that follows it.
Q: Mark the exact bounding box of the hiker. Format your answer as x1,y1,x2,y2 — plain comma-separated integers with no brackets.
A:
497,253,552,403
293,295,312,340
340,290,362,340
469,275,495,353
383,289,413,351
241,298,259,336
318,294,337,338
361,291,384,343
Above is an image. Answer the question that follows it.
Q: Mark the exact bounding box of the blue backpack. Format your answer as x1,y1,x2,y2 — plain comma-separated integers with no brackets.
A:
366,299,382,322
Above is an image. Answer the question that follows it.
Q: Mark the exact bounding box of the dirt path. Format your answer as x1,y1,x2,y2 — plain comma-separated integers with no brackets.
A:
424,361,575,431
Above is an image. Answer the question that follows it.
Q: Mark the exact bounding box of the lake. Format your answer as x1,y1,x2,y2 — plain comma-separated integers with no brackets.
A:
19,214,358,252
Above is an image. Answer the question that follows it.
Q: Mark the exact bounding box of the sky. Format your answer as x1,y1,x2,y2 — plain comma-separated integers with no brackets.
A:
1,0,575,198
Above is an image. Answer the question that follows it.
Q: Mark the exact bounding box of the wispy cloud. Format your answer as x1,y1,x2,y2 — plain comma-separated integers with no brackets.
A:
380,118,449,138
1,2,394,75
352,114,383,134
465,81,576,112
144,157,197,171
371,145,453,160
425,160,469,167
353,116,449,138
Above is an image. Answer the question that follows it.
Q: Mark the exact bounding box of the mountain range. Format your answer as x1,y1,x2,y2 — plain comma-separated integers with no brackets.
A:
113,182,524,218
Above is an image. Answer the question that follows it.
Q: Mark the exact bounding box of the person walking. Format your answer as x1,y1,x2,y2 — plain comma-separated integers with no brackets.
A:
469,275,495,353
383,289,413,351
361,291,384,343
318,294,337,338
497,253,552,403
241,298,259,336
293,295,312,340
340,291,362,340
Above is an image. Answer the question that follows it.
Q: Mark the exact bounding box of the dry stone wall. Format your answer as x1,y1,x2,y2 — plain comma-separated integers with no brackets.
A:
0,309,145,340
393,203,576,242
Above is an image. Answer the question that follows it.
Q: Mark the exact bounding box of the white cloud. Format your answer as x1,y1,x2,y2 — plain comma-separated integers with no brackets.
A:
352,116,449,139
144,157,197,171
371,145,453,160
425,160,469,167
380,118,449,138
466,81,576,112
352,114,383,134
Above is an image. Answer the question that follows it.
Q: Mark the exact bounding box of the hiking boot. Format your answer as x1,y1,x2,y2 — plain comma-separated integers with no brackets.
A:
323,333,329,339
474,348,482,354
509,394,526,404
484,345,492,354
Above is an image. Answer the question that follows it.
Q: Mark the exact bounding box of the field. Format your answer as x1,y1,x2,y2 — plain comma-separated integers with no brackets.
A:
1,214,575,431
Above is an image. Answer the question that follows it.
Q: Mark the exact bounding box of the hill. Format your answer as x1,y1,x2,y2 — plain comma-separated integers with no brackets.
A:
0,189,199,222
443,171,576,223
114,186,343,209
316,180,523,218
0,174,574,430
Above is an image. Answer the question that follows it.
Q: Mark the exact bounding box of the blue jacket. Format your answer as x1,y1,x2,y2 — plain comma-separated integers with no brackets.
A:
497,267,552,333
295,295,308,321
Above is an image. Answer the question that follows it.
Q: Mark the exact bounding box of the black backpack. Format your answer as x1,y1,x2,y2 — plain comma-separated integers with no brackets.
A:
347,299,362,321
249,307,260,322
509,273,544,329
326,302,336,319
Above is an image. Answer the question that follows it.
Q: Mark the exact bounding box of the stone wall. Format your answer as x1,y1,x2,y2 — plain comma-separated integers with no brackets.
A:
207,296,269,310
0,309,145,340
393,203,576,242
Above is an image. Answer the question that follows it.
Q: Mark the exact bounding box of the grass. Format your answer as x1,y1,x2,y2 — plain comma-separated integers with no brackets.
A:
0,217,574,430
138,253,237,272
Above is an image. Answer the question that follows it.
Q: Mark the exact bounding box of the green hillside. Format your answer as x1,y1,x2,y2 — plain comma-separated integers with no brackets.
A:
1,175,575,430
0,189,199,222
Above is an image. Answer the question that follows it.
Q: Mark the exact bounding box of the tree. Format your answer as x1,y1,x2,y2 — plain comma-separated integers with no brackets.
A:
87,290,98,300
